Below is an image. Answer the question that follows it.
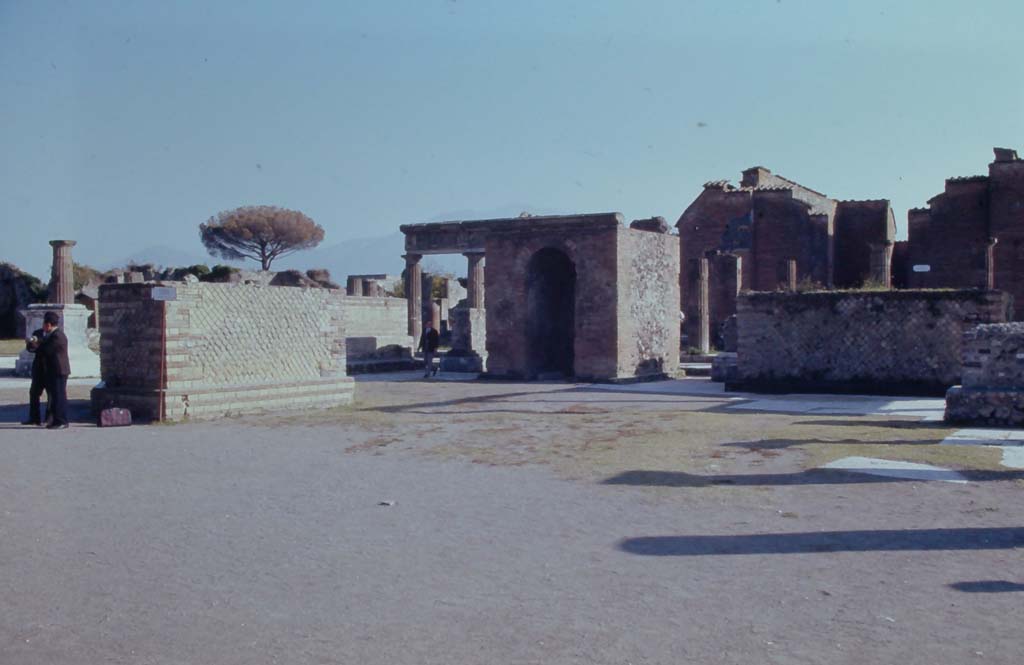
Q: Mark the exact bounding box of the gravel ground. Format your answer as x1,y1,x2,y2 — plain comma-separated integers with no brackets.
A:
0,376,1022,664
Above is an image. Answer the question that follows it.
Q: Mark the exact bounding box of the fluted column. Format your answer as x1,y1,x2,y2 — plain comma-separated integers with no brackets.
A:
465,252,485,309
404,253,422,347
48,240,77,304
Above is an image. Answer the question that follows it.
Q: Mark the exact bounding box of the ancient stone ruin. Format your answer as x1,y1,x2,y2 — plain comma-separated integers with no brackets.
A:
898,147,1024,314
729,289,1011,395
946,323,1024,425
676,166,895,349
15,240,101,378
92,280,355,421
403,212,679,381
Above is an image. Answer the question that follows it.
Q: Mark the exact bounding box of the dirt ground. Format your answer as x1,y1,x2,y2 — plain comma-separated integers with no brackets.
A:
0,375,1021,664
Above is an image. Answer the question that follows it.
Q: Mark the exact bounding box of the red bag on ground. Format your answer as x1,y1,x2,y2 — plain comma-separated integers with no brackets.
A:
98,407,132,427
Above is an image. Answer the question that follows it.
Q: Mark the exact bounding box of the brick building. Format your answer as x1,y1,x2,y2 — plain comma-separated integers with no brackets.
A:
903,148,1024,317
401,213,680,382
675,166,895,346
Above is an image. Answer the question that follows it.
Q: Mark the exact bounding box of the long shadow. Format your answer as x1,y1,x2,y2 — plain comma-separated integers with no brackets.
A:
949,580,1024,593
795,419,952,430
0,399,92,429
603,468,1024,488
619,527,1024,556
721,438,941,451
364,387,588,414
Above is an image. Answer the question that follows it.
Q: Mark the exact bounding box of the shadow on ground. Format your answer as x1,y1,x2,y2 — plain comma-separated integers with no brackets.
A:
949,580,1024,593
618,527,1024,556
795,419,952,430
721,437,942,451
0,399,92,429
603,468,1024,488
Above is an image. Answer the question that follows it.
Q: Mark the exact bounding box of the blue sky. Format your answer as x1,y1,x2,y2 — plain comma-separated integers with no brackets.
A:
2,0,1022,278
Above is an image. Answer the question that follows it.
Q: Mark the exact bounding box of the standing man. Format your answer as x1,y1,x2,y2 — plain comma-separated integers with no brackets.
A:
37,311,71,430
418,321,440,378
21,324,50,426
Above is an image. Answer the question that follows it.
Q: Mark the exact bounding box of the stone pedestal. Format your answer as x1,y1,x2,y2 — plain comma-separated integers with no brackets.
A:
441,303,487,372
15,304,100,378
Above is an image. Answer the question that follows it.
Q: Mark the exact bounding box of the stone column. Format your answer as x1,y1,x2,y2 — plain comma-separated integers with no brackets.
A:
787,260,798,292
985,238,998,290
48,240,77,304
465,252,486,309
698,257,710,354
346,275,365,296
404,254,422,347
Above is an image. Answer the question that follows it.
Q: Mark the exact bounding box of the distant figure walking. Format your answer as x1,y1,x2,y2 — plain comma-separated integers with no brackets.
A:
22,325,50,426
419,321,440,378
36,311,71,429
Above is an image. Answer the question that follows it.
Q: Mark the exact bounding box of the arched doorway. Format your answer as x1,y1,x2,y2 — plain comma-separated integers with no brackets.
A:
526,248,576,378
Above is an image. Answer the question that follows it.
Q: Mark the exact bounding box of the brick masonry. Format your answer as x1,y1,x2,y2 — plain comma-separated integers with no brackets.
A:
676,167,893,347
945,322,1024,425
731,289,1012,395
906,148,1024,318
483,214,679,381
91,281,354,421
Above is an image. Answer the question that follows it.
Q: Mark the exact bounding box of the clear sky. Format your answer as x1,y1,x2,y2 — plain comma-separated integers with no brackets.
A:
2,0,1022,278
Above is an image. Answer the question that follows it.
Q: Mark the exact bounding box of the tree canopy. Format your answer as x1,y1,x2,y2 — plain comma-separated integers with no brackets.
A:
199,205,325,271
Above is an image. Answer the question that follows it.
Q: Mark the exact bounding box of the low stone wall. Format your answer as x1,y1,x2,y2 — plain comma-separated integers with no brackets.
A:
730,289,1012,396
339,295,412,359
92,281,354,421
945,323,1024,425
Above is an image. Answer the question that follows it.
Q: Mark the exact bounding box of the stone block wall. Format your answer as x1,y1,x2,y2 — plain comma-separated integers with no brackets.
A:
338,295,412,358
616,227,680,378
93,282,354,421
946,323,1024,425
731,289,1012,395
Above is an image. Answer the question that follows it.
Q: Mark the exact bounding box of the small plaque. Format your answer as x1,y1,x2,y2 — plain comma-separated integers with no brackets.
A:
912,264,931,273
151,286,177,301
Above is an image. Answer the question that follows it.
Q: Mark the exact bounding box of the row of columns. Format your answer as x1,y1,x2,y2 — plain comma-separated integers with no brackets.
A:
404,251,485,346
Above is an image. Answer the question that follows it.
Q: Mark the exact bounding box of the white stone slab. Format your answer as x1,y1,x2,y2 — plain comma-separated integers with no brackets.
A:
940,428,1024,470
999,447,1024,469
726,395,945,420
821,456,968,483
941,428,1024,445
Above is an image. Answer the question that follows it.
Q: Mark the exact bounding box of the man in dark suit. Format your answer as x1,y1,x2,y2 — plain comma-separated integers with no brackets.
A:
418,321,440,378
21,325,50,426
36,311,71,430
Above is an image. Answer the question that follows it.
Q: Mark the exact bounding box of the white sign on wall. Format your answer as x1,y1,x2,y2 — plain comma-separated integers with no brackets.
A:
912,265,931,273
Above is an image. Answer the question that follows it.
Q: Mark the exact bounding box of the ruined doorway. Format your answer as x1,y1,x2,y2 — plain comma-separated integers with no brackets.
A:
526,248,576,378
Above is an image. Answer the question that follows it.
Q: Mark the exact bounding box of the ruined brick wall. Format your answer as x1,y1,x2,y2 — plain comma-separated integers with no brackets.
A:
484,224,619,380
678,186,752,344
750,190,829,290
95,282,353,420
833,200,895,288
906,179,990,289
733,289,1011,395
989,158,1024,316
616,228,680,378
339,295,412,358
